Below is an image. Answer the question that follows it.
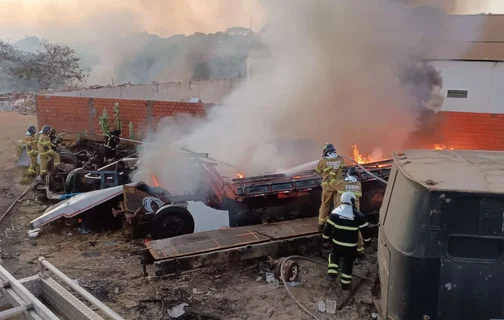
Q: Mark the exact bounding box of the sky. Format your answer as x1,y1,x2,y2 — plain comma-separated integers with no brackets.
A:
0,0,503,43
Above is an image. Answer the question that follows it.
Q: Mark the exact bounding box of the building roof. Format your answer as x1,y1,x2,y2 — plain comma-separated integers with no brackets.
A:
429,14,504,61
394,149,504,194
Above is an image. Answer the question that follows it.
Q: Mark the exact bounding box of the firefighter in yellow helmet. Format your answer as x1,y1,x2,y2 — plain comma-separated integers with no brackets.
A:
24,125,38,176
337,166,366,256
316,143,345,230
37,125,61,176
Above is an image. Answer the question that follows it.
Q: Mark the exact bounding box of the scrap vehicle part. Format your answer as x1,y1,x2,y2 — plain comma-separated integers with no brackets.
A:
29,185,125,230
0,256,124,320
222,159,392,227
145,218,321,276
269,257,299,282
378,149,504,320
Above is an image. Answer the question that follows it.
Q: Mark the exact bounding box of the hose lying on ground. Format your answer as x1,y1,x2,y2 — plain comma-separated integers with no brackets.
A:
279,255,372,320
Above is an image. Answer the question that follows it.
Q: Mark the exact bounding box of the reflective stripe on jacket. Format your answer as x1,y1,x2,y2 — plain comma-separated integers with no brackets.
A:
316,156,345,192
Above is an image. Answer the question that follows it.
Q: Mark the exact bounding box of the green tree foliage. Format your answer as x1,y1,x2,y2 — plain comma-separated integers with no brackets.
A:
113,102,122,132
98,108,110,135
0,40,87,91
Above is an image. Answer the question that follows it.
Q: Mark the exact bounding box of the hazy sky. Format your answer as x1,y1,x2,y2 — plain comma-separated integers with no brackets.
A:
0,0,503,42
0,0,266,42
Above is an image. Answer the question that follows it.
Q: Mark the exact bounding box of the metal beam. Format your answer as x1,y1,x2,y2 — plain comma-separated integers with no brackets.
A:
154,233,321,276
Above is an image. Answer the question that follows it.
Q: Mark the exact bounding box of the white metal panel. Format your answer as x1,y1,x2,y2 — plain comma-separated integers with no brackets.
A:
430,60,495,113
489,63,504,114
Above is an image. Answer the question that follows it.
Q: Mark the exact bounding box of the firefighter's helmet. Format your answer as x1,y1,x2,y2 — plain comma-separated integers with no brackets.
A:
347,166,358,177
26,125,36,135
340,191,356,206
323,143,336,156
39,125,51,135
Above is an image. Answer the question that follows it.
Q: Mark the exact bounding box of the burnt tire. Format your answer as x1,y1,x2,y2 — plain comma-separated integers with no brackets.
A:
59,150,78,165
150,206,195,240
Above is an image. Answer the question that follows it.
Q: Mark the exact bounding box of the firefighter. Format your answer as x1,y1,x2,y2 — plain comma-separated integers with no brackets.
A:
48,128,61,149
323,191,371,290
104,129,121,161
24,125,38,176
37,125,61,176
316,143,345,230
337,166,366,256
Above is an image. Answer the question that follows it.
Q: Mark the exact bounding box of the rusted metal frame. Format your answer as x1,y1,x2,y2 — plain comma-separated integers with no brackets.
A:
153,234,322,276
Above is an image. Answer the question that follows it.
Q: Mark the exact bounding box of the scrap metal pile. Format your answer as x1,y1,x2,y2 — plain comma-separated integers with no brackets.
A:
18,132,137,201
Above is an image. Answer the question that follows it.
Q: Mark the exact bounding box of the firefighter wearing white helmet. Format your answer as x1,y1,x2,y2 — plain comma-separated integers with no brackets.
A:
316,143,345,230
337,166,365,256
322,191,371,290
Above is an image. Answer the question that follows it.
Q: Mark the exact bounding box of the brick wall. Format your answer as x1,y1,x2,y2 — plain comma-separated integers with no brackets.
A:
35,95,206,138
438,111,504,150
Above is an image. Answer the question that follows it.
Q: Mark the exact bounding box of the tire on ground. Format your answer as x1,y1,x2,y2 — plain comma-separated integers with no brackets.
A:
150,206,195,240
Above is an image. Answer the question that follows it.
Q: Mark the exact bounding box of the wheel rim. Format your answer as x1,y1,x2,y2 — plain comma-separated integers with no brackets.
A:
161,216,186,237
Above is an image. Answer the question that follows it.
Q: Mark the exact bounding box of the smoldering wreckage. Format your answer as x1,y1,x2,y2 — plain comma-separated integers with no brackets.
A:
7,108,503,320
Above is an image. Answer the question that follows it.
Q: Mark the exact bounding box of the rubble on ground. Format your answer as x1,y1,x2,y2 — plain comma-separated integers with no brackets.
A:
0,92,36,114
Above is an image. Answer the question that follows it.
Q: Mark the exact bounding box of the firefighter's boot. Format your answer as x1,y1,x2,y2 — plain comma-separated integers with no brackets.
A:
326,274,336,282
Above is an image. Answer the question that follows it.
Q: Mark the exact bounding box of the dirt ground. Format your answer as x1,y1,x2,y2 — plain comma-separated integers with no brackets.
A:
0,112,378,320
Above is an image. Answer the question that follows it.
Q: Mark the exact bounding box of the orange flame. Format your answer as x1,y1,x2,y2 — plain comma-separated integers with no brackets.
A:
236,173,244,179
151,175,160,187
433,144,454,150
351,144,374,164
146,168,160,187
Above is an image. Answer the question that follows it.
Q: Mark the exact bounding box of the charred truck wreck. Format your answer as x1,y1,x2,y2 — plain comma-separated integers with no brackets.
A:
29,149,391,241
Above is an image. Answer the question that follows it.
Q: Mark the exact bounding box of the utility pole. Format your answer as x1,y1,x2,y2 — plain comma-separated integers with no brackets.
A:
250,17,252,32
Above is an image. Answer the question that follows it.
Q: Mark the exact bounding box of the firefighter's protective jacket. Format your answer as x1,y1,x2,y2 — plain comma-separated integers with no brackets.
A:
24,135,38,156
37,134,53,156
338,180,362,197
322,204,371,248
316,156,345,192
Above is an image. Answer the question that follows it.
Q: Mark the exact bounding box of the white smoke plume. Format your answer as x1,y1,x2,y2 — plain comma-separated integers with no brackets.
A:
135,0,483,194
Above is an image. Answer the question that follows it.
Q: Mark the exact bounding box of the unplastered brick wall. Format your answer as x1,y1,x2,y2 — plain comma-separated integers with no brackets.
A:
35,95,206,138
438,111,504,150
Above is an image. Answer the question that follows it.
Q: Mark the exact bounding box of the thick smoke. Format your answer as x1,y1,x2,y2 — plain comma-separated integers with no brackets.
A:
135,0,482,193
0,0,265,84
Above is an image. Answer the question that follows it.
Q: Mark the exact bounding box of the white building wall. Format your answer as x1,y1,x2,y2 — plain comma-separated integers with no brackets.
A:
430,60,504,114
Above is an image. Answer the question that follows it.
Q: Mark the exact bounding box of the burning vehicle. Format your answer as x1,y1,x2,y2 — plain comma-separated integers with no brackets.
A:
29,147,392,240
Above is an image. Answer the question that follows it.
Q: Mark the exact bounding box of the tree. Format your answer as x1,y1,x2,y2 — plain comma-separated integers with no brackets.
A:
0,40,87,91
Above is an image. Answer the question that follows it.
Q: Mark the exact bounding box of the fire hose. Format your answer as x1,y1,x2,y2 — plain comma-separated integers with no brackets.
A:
279,255,372,320
340,155,388,185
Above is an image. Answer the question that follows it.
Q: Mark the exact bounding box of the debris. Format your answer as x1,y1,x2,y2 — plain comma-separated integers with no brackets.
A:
269,257,299,282
167,302,189,318
0,185,32,225
317,300,326,313
286,281,301,287
325,299,336,314
192,288,206,295
265,273,276,283
28,228,40,238
425,179,437,185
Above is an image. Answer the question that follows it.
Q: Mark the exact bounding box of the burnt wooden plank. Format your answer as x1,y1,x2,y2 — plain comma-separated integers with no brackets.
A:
146,217,319,260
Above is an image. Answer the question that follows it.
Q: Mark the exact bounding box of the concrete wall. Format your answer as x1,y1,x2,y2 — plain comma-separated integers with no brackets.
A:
51,79,246,104
36,95,206,138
